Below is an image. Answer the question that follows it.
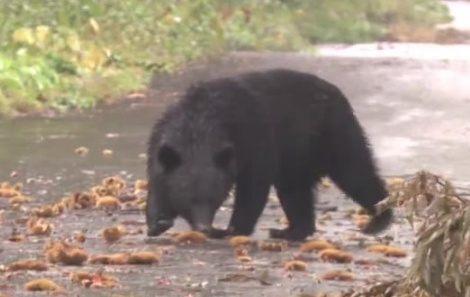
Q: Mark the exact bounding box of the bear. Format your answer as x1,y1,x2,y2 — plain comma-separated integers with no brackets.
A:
145,68,393,241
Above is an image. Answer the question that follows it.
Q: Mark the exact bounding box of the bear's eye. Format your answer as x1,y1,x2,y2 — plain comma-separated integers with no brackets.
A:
158,145,180,172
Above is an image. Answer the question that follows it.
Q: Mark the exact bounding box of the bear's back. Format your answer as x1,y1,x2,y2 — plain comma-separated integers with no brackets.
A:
179,68,336,124
153,68,345,152
230,69,336,144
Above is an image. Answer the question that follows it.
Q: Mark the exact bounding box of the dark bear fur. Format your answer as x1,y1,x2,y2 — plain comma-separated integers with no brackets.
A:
145,68,393,241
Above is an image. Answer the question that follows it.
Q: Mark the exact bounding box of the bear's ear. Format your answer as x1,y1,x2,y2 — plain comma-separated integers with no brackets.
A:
214,144,235,169
158,144,180,172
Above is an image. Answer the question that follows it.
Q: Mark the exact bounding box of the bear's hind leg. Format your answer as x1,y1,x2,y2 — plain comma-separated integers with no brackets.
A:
323,89,393,234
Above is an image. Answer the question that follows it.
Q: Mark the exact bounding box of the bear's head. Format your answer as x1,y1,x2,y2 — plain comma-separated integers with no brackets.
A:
146,142,236,236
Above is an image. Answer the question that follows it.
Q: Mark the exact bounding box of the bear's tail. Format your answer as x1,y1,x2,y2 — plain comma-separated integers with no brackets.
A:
322,84,393,235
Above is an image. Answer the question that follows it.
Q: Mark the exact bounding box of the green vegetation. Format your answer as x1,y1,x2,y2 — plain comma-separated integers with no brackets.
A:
287,0,452,43
0,0,451,116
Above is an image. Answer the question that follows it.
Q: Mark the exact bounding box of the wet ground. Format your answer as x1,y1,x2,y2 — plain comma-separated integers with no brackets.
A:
1,41,470,296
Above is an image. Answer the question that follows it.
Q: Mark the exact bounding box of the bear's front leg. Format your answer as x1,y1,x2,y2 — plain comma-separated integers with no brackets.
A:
228,172,271,236
210,167,271,239
269,183,315,242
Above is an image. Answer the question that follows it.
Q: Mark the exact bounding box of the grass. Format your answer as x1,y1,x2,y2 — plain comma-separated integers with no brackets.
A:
0,0,452,117
287,0,453,43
